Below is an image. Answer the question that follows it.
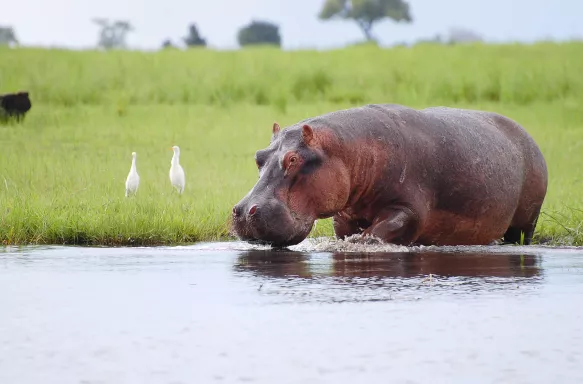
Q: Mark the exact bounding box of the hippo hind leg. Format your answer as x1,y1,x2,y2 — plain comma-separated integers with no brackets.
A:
502,207,541,245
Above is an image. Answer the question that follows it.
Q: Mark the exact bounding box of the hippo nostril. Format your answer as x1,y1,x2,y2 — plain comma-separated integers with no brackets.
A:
233,205,242,217
248,205,258,216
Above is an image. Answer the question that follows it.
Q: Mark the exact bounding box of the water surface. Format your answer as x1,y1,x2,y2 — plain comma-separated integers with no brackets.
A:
1,239,583,384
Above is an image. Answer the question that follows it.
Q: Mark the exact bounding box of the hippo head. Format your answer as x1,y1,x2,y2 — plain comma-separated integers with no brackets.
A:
231,122,350,247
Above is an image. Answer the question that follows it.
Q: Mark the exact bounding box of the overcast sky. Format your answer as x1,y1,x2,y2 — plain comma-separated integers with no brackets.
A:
2,0,582,50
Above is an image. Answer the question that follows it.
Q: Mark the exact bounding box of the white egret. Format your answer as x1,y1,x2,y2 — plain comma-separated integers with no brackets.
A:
125,151,140,197
169,145,186,194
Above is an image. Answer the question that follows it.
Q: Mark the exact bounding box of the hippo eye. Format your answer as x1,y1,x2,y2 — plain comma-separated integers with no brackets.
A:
289,156,298,164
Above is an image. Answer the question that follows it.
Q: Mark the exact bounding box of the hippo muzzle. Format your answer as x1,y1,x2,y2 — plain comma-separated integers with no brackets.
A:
231,194,314,247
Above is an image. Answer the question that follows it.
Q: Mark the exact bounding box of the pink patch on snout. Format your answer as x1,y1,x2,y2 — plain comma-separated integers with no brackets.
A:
248,205,257,216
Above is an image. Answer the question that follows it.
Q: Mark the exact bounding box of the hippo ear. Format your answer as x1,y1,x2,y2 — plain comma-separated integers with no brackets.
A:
271,122,281,142
272,122,281,135
302,124,314,146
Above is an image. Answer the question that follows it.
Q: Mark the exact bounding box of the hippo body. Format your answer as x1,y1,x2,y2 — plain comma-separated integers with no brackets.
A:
232,104,548,247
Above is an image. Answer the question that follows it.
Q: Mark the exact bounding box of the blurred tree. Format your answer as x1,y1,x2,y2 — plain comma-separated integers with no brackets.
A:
446,27,483,44
161,39,175,49
0,26,18,46
319,0,412,42
183,23,207,47
92,18,134,49
237,20,281,47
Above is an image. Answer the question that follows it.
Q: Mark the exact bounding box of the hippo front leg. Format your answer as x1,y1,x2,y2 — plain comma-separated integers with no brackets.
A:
360,206,422,246
333,212,363,239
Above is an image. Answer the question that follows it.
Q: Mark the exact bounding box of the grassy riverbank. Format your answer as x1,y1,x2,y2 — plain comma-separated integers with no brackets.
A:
1,43,582,246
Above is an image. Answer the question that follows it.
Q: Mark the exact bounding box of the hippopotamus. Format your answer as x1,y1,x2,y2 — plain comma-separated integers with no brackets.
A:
231,104,548,248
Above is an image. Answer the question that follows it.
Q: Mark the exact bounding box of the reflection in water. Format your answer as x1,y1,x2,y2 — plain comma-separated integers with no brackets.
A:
233,250,543,303
235,249,542,278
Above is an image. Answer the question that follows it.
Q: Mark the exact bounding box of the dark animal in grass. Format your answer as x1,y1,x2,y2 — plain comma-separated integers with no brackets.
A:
231,103,548,248
0,91,32,123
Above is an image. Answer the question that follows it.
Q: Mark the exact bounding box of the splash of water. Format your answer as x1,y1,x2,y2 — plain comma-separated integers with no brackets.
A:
290,235,410,253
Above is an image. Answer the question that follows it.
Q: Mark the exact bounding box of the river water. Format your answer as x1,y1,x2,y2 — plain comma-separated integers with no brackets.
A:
1,238,582,384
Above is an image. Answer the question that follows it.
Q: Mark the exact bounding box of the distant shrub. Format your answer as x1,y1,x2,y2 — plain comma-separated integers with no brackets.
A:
237,20,281,48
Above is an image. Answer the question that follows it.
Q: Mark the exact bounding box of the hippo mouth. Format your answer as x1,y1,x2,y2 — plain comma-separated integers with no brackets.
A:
231,203,315,248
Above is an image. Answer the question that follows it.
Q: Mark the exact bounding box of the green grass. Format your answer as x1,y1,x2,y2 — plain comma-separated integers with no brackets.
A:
0,43,582,246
